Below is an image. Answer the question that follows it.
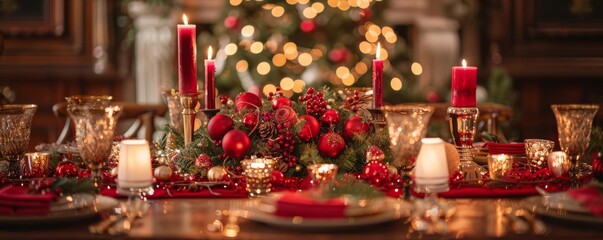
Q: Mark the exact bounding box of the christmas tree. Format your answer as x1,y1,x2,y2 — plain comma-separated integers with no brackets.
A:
198,0,418,103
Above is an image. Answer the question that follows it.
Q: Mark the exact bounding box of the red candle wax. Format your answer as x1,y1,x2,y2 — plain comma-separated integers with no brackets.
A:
372,43,384,108
451,60,477,107
177,15,197,94
205,46,216,110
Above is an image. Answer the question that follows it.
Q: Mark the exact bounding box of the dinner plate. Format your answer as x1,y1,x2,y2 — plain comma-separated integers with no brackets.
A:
0,195,119,225
245,197,410,230
257,193,389,217
524,194,603,225
50,194,95,212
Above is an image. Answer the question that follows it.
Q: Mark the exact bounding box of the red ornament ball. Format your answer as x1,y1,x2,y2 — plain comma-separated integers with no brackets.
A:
235,92,262,112
207,114,234,140
343,116,370,140
242,112,259,130
300,20,316,33
360,160,390,186
366,145,385,162
195,154,212,168
222,129,251,158
271,96,292,110
426,90,441,103
298,115,320,141
328,48,350,64
318,132,346,158
224,16,239,29
274,106,298,125
593,152,603,182
55,161,79,177
320,109,340,126
270,170,285,186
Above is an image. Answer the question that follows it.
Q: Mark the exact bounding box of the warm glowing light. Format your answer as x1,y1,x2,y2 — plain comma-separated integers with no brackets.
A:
359,41,372,54
230,0,243,6
257,62,271,75
312,2,325,13
368,25,381,36
298,53,313,66
263,84,277,96
338,1,350,11
272,6,285,17
224,43,238,56
293,79,305,93
298,0,309,4
280,77,294,90
262,4,275,10
236,60,248,72
250,42,264,54
354,62,368,74
241,25,255,38
272,53,287,67
358,0,370,8
391,77,403,91
310,48,323,58
462,59,467,67
327,0,338,7
342,74,355,86
207,46,213,60
303,7,317,19
283,42,297,54
411,62,423,75
376,42,381,60
336,66,350,78
182,14,189,25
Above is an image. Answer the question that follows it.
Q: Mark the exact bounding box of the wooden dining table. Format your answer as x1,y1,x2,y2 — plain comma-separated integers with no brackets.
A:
1,196,602,240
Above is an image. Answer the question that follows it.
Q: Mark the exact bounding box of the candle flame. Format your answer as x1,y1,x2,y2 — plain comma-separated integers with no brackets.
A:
182,14,189,25
208,46,213,60
376,42,381,60
461,59,467,67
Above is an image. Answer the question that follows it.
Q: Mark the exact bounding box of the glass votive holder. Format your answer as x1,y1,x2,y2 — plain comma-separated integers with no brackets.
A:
487,154,513,180
547,151,570,178
525,139,555,170
307,163,338,187
20,152,50,178
241,157,276,197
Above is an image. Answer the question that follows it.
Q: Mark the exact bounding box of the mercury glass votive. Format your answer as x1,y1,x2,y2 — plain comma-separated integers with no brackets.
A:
487,154,513,181
551,104,599,167
20,152,50,178
307,163,339,187
524,139,554,170
241,157,276,197
547,151,570,178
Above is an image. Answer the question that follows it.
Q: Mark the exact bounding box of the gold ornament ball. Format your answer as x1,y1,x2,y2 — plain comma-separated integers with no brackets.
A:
207,166,227,181
154,166,173,181
387,164,398,176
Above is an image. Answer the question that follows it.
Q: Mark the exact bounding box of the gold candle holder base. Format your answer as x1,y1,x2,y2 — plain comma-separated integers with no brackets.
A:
367,108,386,130
179,93,200,146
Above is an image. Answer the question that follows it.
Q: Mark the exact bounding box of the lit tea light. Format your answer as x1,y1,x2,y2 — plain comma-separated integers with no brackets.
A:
487,154,513,180
307,163,338,186
21,152,50,178
241,157,276,197
525,139,554,170
547,151,570,177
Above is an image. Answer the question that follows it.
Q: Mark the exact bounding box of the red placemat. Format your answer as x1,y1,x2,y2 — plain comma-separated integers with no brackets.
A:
100,187,248,199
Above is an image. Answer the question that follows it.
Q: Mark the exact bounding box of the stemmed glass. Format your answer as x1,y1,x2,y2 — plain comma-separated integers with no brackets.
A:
551,104,599,167
68,104,122,191
381,104,434,167
0,104,37,178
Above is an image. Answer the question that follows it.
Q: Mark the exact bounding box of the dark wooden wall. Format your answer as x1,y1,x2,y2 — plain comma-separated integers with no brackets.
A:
483,0,603,142
0,0,126,149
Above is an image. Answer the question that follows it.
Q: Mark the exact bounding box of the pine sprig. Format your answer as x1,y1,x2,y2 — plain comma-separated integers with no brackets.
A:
51,178,95,196
322,174,384,199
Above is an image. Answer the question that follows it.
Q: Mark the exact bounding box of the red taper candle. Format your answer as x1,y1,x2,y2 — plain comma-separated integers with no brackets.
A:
372,42,384,108
451,59,477,107
177,14,197,94
205,46,216,110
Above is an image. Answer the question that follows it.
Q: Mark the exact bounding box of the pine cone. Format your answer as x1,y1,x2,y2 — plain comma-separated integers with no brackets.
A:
259,121,277,138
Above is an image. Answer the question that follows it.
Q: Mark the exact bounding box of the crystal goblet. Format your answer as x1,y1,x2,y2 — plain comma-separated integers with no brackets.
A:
68,104,122,191
0,104,37,178
381,104,434,167
551,104,599,167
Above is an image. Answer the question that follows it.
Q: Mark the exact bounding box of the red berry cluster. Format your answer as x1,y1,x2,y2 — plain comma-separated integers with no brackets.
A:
298,87,327,118
267,87,284,101
343,90,370,112
219,95,229,105
275,121,297,167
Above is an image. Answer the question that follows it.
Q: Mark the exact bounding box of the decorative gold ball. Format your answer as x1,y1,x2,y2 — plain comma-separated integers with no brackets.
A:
207,166,227,181
154,165,173,181
156,155,168,165
387,164,398,176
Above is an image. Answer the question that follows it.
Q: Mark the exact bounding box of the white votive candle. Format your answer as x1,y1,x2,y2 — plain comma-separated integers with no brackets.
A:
118,139,153,188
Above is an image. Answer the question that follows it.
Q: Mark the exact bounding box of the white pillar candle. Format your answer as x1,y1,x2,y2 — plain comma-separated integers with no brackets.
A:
118,139,153,188
414,138,449,193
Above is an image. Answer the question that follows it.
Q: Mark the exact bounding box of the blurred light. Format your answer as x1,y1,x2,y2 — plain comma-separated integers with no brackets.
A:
411,62,423,75
310,48,323,58
327,0,338,8
358,0,370,9
298,53,313,66
257,62,271,75
262,4,275,10
286,0,297,4
280,77,294,90
283,42,297,54
241,25,255,38
365,32,378,43
293,79,305,93
368,25,381,36
312,2,325,13
250,41,264,54
303,7,318,19
230,0,243,6
342,74,355,86
338,1,350,11
272,53,287,67
283,89,294,98
355,62,368,74
224,43,238,56
336,66,350,78
263,84,277,96
385,33,398,43
236,60,249,72
382,26,394,35
359,41,372,54
272,6,285,17
298,0,309,4
391,77,403,91
348,0,358,8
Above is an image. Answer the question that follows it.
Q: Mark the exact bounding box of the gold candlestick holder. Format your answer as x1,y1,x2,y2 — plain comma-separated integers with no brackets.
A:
179,93,200,146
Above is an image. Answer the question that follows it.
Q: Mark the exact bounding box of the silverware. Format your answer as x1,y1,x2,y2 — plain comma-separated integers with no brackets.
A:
107,200,149,235
516,209,548,235
88,213,123,234
504,207,529,234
